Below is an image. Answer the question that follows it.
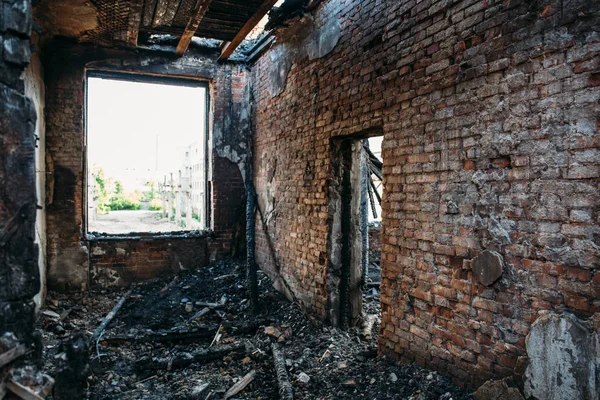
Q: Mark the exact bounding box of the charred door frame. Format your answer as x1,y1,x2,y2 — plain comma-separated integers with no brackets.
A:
83,70,211,237
327,131,380,329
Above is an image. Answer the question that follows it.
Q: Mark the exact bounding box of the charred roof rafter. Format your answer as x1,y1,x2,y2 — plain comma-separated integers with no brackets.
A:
39,0,282,58
175,0,213,55
219,0,279,60
127,0,144,47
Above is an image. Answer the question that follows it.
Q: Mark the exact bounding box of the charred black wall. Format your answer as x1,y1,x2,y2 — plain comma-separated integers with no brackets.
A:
0,0,41,351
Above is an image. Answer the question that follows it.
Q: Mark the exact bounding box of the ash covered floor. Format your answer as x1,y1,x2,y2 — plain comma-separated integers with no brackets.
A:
37,260,471,399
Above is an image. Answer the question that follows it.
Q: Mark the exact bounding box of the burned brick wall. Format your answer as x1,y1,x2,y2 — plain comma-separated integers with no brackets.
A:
208,66,252,260
44,43,91,291
43,41,251,290
253,0,386,319
253,0,600,389
89,236,208,287
0,0,41,350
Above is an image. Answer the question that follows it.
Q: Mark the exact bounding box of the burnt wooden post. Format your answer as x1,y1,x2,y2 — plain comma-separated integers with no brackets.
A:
245,95,259,313
360,140,369,284
339,141,352,330
246,181,259,314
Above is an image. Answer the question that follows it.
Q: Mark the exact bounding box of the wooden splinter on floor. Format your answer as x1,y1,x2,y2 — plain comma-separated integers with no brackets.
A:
7,379,45,400
0,345,25,369
90,288,133,344
100,328,213,346
6,376,54,400
223,369,255,400
159,276,179,295
1,339,54,400
188,307,211,322
271,342,294,400
101,319,267,347
0,342,26,399
196,294,228,309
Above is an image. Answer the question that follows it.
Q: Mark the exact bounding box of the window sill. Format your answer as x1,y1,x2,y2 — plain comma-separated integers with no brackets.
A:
86,229,213,242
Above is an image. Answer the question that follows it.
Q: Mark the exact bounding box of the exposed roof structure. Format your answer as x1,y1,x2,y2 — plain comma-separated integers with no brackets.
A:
36,0,281,59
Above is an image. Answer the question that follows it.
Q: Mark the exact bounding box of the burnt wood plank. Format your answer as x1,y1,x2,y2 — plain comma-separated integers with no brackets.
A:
153,0,170,26
173,0,196,25
196,17,244,30
127,0,144,46
198,11,248,22
162,0,182,26
0,345,26,369
208,0,258,15
143,0,159,26
90,288,133,344
136,343,246,371
175,0,213,55
219,0,278,60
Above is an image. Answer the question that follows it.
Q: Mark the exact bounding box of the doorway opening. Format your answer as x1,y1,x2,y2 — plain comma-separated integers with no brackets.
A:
327,134,384,333
85,72,209,235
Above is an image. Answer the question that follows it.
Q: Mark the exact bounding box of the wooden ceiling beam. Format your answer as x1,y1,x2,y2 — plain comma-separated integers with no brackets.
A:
127,0,144,47
175,0,213,55
219,0,279,61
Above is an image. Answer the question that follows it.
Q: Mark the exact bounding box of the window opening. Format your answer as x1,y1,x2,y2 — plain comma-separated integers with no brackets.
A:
86,73,208,235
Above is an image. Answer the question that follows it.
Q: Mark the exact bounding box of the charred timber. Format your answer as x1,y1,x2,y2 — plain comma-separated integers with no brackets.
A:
136,343,246,371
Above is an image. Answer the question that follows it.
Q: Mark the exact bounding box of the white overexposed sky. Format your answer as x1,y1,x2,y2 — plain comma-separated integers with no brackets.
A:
87,76,206,189
368,136,383,222
369,136,382,159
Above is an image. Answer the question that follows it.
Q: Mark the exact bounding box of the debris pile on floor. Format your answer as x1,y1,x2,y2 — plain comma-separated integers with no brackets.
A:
37,259,472,399
1,333,54,399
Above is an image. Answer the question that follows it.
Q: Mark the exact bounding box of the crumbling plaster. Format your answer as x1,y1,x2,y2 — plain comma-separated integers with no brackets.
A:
212,66,253,184
267,0,342,97
524,313,599,400
23,34,47,309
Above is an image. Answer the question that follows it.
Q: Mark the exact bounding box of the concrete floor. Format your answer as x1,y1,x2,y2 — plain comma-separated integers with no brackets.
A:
89,210,203,234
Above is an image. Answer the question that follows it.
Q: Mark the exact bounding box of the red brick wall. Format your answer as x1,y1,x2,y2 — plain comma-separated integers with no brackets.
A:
253,0,388,316
44,42,250,290
89,237,208,286
253,0,600,388
44,46,89,291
